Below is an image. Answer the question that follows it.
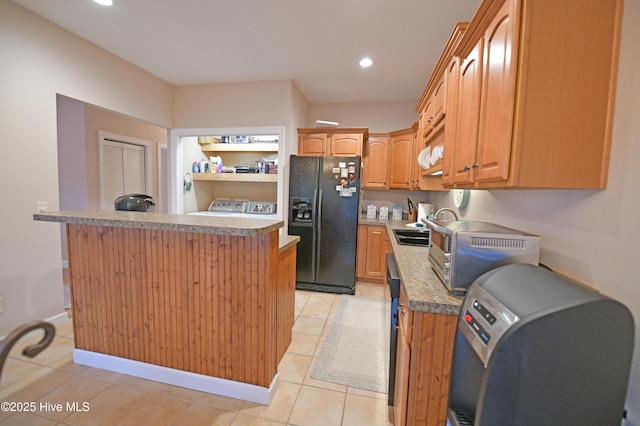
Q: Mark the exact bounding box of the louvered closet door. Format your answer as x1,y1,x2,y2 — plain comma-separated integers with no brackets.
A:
101,140,146,209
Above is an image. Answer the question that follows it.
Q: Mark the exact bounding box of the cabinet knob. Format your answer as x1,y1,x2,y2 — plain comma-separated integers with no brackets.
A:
463,165,470,171
472,163,479,168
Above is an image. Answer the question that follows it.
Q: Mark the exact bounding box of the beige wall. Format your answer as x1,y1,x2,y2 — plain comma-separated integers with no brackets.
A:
0,1,173,333
2,0,639,420
308,101,417,132
83,103,168,209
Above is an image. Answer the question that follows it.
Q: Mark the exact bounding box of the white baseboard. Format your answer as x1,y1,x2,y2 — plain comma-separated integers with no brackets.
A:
73,349,279,405
0,311,69,340
46,311,70,326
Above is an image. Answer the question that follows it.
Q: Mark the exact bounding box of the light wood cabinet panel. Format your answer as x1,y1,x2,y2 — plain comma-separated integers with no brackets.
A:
356,225,367,279
297,128,367,157
362,133,389,188
441,57,460,186
393,283,456,426
330,133,364,156
356,224,390,285
394,316,411,426
276,244,296,361
432,75,447,128
364,226,388,280
406,311,457,425
298,132,327,156
389,128,415,189
451,40,483,185
411,129,425,189
474,0,516,183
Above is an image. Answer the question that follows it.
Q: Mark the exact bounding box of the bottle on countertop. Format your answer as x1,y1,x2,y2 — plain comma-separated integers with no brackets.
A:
192,162,200,173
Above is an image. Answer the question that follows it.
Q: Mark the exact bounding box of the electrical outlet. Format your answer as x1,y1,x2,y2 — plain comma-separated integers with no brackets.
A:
0,297,4,315
36,201,48,213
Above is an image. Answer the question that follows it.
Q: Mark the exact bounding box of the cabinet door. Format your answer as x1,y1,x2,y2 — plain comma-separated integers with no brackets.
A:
330,133,363,156
411,133,425,190
452,40,483,184
362,134,389,188
475,0,516,182
389,132,415,189
364,226,387,279
356,225,367,279
442,57,460,186
298,133,327,156
432,74,447,127
421,99,435,141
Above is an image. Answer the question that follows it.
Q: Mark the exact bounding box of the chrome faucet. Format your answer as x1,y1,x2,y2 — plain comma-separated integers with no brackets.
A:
434,207,459,221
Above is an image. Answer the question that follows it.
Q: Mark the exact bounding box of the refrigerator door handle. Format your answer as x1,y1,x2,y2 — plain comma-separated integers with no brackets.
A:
316,189,323,278
311,189,318,281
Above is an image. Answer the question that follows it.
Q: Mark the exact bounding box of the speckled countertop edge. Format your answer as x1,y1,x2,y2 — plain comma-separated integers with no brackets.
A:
279,234,300,252
34,210,284,237
359,217,463,315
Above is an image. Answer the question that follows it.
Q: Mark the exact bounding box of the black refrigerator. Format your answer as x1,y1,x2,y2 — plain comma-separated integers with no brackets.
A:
288,155,361,294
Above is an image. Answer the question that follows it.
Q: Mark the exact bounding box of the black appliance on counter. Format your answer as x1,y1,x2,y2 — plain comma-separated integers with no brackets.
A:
448,263,634,426
386,253,401,406
114,194,155,212
288,155,360,294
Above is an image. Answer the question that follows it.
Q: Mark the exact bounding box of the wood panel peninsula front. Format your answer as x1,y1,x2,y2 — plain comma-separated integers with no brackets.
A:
34,210,299,405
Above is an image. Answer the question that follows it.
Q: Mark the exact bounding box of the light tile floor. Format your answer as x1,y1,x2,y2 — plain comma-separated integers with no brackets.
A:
0,283,394,425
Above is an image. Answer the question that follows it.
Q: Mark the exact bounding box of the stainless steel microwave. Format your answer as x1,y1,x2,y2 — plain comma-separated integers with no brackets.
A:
422,219,541,295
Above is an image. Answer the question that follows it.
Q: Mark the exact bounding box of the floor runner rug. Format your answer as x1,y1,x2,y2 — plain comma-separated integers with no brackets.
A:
311,295,389,393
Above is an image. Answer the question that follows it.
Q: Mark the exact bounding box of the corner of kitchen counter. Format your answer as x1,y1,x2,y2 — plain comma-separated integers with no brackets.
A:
384,219,463,315
279,234,300,252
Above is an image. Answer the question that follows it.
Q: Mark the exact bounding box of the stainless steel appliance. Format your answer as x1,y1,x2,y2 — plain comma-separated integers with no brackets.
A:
189,198,277,218
386,253,401,406
448,263,634,426
423,219,540,295
288,155,360,294
114,194,155,212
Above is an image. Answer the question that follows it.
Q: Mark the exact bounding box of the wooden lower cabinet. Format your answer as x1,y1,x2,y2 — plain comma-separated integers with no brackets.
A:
356,225,392,284
395,286,458,426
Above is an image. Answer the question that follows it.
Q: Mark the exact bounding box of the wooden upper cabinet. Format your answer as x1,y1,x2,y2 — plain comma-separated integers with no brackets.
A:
389,128,416,189
330,133,364,156
416,22,468,190
452,40,483,185
421,99,435,141
431,75,447,128
297,128,367,157
362,133,389,188
444,0,622,189
441,57,460,186
475,0,515,183
298,132,327,156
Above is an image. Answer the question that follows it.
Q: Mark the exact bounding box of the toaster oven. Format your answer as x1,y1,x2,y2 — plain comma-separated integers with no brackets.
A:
422,219,541,295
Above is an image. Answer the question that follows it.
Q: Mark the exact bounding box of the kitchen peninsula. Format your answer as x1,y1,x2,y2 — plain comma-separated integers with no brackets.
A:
33,210,298,405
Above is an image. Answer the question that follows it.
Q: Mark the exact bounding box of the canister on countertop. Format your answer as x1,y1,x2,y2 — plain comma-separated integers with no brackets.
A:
392,205,403,220
366,204,377,219
379,206,389,220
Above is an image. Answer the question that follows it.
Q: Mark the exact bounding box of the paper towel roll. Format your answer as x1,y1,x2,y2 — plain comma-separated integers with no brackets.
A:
417,203,432,222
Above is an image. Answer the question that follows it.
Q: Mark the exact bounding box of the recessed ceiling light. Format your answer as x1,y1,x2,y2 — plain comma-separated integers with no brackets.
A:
359,57,373,69
94,0,113,6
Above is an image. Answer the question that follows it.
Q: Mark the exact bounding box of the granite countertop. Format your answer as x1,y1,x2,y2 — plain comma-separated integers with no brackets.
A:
359,216,463,315
34,210,284,237
279,234,300,252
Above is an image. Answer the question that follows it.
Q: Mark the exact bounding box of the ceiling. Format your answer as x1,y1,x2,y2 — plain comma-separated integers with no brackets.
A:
13,0,480,104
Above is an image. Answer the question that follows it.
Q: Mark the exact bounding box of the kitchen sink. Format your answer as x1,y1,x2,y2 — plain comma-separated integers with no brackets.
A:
393,229,430,247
